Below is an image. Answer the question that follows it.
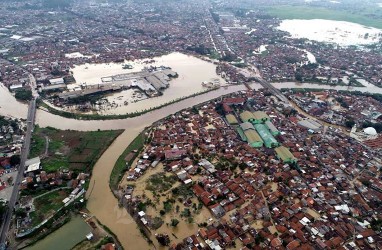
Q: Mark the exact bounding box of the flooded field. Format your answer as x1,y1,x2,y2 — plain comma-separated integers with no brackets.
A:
278,19,382,46
68,53,227,115
25,216,91,250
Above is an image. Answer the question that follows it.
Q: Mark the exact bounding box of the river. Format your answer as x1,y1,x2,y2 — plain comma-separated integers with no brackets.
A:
2,78,382,249
25,216,91,250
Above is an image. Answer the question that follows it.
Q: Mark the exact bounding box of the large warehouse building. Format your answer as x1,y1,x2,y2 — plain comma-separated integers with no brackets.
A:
238,122,263,148
275,146,297,164
254,124,279,148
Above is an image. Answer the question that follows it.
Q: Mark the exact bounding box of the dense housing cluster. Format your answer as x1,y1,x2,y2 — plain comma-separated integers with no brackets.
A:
118,90,382,249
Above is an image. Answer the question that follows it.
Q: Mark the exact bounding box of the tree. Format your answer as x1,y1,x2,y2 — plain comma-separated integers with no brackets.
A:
10,155,20,166
345,119,355,128
15,89,32,101
15,208,26,218
295,72,303,82
171,218,179,227
0,200,7,218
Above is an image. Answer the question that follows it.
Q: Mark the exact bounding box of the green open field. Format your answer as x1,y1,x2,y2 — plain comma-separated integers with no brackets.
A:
266,6,382,29
30,127,123,173
29,189,71,227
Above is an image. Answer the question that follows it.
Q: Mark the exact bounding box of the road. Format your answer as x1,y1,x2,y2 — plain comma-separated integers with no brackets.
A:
236,64,290,104
0,97,37,249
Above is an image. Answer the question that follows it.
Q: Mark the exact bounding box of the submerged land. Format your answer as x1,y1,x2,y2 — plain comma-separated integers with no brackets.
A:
0,0,381,249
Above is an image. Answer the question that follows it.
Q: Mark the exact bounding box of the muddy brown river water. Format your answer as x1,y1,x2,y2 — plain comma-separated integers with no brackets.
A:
3,67,382,249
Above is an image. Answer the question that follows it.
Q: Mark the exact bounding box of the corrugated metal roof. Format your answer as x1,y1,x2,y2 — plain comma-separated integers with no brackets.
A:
297,119,322,131
226,114,239,125
240,122,255,131
265,120,279,133
254,124,278,147
244,130,263,144
275,146,296,163
253,111,270,121
240,111,255,122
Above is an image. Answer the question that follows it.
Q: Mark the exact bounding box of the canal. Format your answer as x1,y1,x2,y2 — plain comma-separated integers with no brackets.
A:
25,216,91,250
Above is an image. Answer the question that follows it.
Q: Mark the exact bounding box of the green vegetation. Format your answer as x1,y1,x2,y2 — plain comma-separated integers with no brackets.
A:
171,184,194,199
20,215,71,248
0,116,20,132
266,6,382,29
95,219,124,250
151,217,164,230
29,189,71,227
371,219,382,231
110,132,146,189
146,173,177,193
171,218,179,227
42,158,69,173
0,200,7,218
14,89,32,101
30,126,123,173
163,200,173,213
335,97,349,109
29,133,45,158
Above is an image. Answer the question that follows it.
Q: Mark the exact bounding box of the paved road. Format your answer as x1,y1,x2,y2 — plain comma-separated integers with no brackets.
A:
0,98,36,249
254,76,290,104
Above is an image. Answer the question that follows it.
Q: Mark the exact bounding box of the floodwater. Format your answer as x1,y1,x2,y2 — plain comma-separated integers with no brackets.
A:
0,83,28,119
69,53,226,115
35,84,249,131
25,216,91,250
271,81,382,94
121,163,213,246
2,71,382,249
278,19,382,46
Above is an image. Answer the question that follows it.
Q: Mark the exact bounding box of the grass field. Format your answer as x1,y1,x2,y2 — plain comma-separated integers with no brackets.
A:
29,189,71,227
266,6,382,29
30,127,123,173
110,131,146,190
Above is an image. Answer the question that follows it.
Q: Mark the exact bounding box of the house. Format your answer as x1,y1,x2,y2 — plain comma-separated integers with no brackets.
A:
49,78,64,85
24,157,41,173
164,149,187,161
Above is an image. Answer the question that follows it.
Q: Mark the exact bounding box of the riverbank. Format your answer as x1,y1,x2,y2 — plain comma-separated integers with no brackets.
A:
2,81,382,131
34,84,249,131
3,81,382,249
39,87,219,120
110,131,146,190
